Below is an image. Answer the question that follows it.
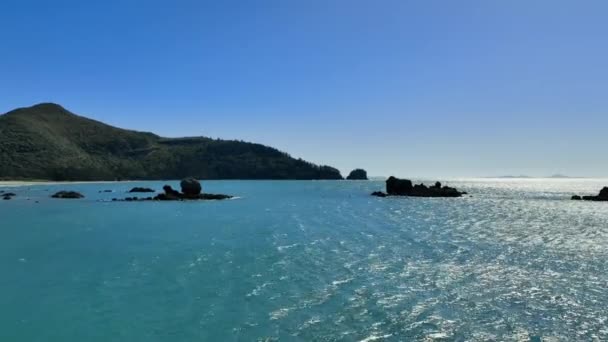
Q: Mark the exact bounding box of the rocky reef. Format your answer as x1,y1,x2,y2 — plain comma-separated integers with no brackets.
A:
51,191,85,199
128,187,155,193
346,169,368,180
2,192,16,200
113,178,232,201
372,176,466,198
571,187,608,201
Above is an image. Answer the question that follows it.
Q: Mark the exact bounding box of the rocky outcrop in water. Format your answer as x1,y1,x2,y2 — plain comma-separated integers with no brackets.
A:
371,191,387,197
372,176,466,198
2,192,16,200
180,177,202,195
346,169,368,180
128,187,155,193
572,187,608,201
112,178,232,201
51,191,84,199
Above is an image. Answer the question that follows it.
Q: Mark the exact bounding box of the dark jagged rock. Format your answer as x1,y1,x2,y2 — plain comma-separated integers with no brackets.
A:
571,195,582,200
162,185,181,199
2,192,16,200
346,169,368,180
128,187,155,193
371,191,387,197
599,187,608,200
386,176,413,195
379,176,465,198
180,178,202,195
51,191,84,199
157,181,230,201
573,187,608,201
113,181,232,202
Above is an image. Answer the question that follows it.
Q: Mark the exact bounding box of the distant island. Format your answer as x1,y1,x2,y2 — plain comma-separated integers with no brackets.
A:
0,103,343,181
548,174,571,179
346,169,368,180
495,175,533,179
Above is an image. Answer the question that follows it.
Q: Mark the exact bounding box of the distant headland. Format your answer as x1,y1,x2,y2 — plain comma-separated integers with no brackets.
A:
0,103,343,181
346,169,368,180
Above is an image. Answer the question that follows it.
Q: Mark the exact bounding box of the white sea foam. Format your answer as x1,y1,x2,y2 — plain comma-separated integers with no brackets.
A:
269,307,293,320
277,243,298,252
359,333,392,342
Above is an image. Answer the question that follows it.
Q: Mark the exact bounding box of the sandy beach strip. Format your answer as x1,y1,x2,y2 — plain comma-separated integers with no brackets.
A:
0,180,132,187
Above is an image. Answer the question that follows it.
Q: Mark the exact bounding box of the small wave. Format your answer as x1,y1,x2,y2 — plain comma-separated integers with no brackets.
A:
277,243,299,252
332,278,353,286
359,333,392,342
246,282,273,297
269,307,293,320
427,332,450,340
298,316,322,330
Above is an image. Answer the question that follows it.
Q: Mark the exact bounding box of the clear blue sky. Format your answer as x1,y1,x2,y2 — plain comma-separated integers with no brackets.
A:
1,0,607,177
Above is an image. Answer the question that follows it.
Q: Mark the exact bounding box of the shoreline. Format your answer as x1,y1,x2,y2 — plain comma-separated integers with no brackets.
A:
0,180,135,187
1,177,607,188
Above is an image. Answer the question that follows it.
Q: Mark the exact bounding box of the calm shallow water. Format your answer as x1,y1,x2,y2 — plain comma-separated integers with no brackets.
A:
1,179,607,341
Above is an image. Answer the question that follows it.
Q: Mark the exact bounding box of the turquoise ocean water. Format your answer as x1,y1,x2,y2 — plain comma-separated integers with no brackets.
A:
1,179,607,341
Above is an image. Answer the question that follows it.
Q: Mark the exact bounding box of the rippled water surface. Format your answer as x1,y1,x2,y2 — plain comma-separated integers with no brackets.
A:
1,179,607,341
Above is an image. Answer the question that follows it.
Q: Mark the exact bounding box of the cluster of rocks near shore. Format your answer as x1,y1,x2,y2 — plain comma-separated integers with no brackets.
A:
571,187,608,201
45,178,233,201
1,191,16,200
372,176,467,198
5,176,608,204
51,191,85,199
128,187,155,193
115,178,232,201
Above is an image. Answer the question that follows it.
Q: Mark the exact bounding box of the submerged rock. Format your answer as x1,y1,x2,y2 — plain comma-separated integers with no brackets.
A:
199,193,232,200
346,169,368,180
377,176,466,198
128,187,155,193
51,191,84,199
573,187,608,201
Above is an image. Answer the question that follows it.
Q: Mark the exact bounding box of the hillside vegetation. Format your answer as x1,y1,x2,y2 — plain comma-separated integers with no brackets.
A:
0,103,343,181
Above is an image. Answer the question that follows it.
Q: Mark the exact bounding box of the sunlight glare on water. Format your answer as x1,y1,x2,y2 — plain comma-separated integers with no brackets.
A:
0,179,607,341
